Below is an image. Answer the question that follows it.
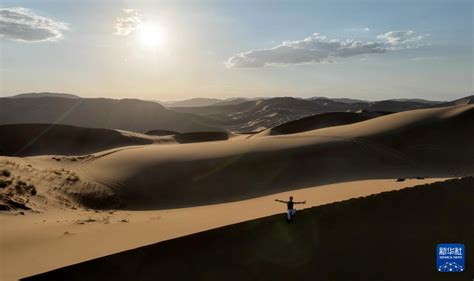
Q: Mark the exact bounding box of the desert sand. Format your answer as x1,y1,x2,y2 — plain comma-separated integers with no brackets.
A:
24,177,473,281
1,178,447,281
1,103,473,280
76,104,473,209
257,110,384,136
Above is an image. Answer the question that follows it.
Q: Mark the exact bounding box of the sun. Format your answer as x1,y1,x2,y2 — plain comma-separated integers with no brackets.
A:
136,23,165,48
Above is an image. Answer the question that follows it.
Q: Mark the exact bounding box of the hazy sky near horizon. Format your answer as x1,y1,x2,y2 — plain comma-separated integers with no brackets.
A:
0,0,472,101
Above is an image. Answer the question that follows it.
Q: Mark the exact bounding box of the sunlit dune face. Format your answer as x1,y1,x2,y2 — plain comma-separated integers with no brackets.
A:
136,23,165,48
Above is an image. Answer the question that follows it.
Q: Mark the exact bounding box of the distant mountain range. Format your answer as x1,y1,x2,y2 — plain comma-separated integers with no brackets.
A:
160,96,445,108
1,93,471,133
0,96,220,133
159,98,223,107
307,97,368,104
159,97,260,107
169,96,463,132
9,92,81,99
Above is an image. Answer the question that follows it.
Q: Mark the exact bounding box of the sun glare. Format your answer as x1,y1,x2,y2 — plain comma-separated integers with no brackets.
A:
136,23,165,47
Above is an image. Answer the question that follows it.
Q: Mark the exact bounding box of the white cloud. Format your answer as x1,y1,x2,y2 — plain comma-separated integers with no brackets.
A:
363,27,370,31
115,9,142,36
226,33,386,68
377,30,429,50
226,30,429,68
0,7,68,42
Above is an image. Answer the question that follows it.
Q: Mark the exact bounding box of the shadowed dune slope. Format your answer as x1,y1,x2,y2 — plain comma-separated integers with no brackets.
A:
145,129,179,136
78,105,474,209
265,111,384,136
174,132,229,143
25,177,474,281
0,124,153,156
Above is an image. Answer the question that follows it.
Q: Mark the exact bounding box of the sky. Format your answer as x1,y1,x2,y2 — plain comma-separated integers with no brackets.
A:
0,0,472,101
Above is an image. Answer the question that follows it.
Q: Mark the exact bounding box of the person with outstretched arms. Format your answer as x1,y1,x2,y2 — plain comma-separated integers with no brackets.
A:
275,196,306,221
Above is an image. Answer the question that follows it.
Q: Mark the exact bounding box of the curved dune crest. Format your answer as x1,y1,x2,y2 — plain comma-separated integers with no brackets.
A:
300,103,473,138
262,111,384,136
77,105,474,209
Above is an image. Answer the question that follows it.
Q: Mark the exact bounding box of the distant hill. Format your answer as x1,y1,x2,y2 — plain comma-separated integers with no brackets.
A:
9,92,80,99
331,97,368,104
161,98,223,107
433,95,474,107
308,97,367,104
212,98,255,106
0,97,222,133
162,97,256,107
355,100,428,112
389,98,444,105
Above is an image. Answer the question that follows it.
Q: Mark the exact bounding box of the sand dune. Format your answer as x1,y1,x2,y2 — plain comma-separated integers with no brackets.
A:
75,105,473,209
23,177,474,281
300,104,474,172
0,178,446,281
0,124,239,157
145,130,231,143
259,111,384,136
174,132,229,143
1,104,472,281
0,124,154,156
145,129,179,136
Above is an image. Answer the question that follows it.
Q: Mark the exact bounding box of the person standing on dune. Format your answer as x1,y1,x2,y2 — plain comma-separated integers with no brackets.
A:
275,196,306,222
